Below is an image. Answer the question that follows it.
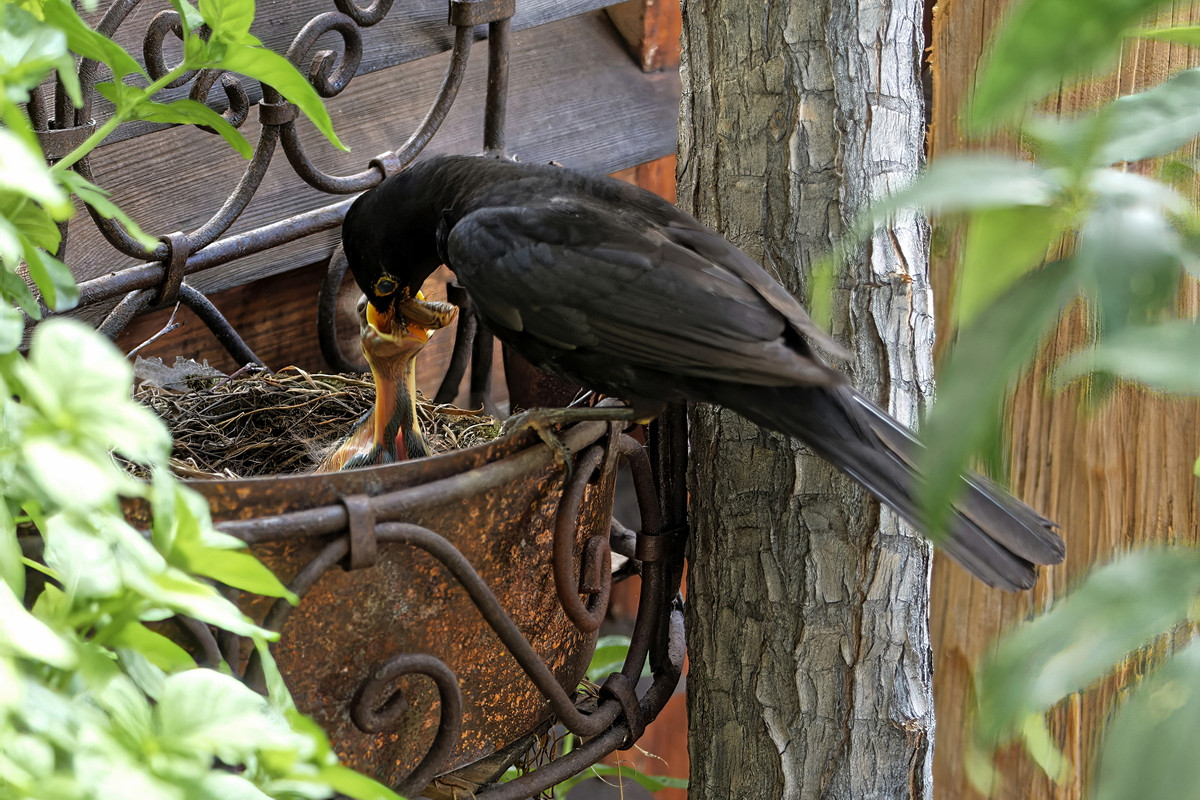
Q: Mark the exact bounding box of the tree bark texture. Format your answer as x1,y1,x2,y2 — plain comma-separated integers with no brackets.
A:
928,2,1200,798
678,1,934,798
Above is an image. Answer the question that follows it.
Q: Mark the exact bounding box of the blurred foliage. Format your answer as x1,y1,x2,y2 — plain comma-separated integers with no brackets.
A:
831,0,1200,795
0,0,398,798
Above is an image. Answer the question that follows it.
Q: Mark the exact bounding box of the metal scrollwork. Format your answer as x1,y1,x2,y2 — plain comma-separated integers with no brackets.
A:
352,653,464,795
190,70,251,131
42,0,488,357
333,0,396,28
143,11,195,88
291,12,363,99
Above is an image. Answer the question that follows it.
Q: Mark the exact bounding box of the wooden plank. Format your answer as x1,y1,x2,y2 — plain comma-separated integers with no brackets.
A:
605,0,681,71
67,10,680,315
928,3,1200,799
69,0,622,145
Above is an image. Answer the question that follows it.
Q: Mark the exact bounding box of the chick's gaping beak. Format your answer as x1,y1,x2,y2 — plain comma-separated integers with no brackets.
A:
317,291,458,472
365,291,457,347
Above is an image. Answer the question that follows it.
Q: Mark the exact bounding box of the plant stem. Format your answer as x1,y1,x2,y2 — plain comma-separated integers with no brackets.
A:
50,66,189,174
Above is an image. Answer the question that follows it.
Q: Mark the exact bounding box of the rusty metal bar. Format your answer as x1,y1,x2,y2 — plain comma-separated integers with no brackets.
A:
216,419,609,544
469,327,496,415
317,246,366,373
177,284,265,367
76,198,355,308
390,22,475,170
552,445,610,632
483,16,510,154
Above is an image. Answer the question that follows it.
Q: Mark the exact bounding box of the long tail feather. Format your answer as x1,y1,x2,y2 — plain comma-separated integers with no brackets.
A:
711,382,1064,590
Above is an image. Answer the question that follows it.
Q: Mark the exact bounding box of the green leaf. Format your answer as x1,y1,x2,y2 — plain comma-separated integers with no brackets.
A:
0,501,20,598
1022,113,1113,177
256,638,297,713
0,214,22,269
23,438,126,509
309,765,405,800
1019,713,1071,784
27,318,134,411
0,4,81,104
588,634,633,679
1093,67,1200,165
111,621,196,672
0,257,45,319
134,98,252,158
21,242,78,311
919,261,1080,535
41,0,145,80
195,773,275,800
861,155,1060,228
157,669,291,763
1094,639,1200,800
130,567,271,639
3,195,62,253
1024,67,1200,171
42,513,125,598
1054,320,1200,394
1076,174,1188,333
118,646,168,700
95,78,148,109
581,763,690,793
220,44,347,151
0,303,22,354
1131,24,1200,48
168,0,206,34
0,580,76,667
968,0,1175,131
0,128,70,217
92,674,155,751
199,0,256,45
957,205,1069,325
91,401,171,465
176,545,297,602
59,172,158,252
975,548,1200,746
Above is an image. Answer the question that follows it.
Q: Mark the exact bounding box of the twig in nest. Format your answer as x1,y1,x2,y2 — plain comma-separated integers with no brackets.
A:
126,303,182,358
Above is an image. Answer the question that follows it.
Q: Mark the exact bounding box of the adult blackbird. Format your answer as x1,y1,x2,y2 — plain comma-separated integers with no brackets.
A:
341,154,1064,590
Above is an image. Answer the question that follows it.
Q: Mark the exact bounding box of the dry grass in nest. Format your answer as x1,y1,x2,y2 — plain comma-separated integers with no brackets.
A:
133,365,502,480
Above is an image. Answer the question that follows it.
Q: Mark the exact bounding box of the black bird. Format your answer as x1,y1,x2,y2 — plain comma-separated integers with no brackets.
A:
341,154,1064,590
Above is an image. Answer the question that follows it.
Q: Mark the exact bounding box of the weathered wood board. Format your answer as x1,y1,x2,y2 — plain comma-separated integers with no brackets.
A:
928,2,1200,798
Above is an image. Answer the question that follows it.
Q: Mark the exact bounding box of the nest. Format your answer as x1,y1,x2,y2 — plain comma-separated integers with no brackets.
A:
132,361,502,479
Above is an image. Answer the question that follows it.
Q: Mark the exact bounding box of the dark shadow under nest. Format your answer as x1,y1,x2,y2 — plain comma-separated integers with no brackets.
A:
132,360,502,479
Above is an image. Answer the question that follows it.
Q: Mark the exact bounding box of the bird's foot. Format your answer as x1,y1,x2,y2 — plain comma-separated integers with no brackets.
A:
500,405,649,474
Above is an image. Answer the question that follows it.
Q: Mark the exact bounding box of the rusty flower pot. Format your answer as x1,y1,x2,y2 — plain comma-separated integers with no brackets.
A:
125,418,625,795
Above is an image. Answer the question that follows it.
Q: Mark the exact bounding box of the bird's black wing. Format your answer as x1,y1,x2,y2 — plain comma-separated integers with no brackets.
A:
445,200,841,391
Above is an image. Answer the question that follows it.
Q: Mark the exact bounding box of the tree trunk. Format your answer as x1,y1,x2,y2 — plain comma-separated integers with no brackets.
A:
678,1,934,797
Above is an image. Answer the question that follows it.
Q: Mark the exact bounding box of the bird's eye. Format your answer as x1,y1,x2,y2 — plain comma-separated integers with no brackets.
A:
373,275,398,297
